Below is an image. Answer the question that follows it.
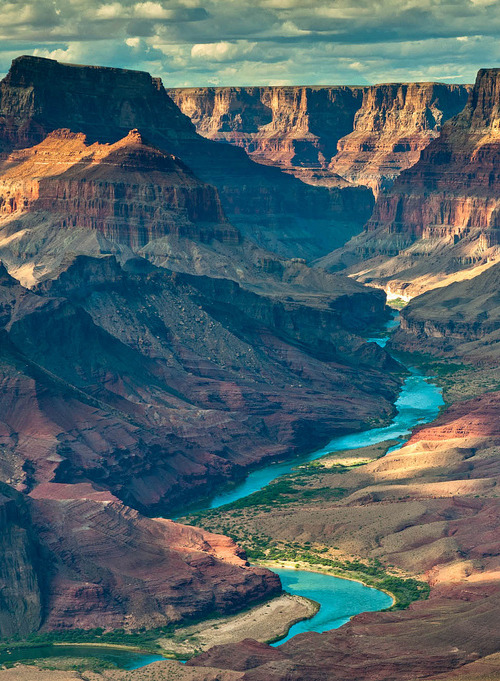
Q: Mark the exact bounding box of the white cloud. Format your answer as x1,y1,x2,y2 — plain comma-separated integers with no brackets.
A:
0,0,499,86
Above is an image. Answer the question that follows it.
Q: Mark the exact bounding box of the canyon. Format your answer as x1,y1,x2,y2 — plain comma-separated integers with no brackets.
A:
0,53,500,681
0,55,403,639
0,56,374,261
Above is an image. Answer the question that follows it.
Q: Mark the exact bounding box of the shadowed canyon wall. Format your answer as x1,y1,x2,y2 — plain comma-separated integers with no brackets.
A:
0,56,375,260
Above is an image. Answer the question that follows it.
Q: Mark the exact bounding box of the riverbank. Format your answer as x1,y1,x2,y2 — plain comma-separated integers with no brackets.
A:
157,593,318,657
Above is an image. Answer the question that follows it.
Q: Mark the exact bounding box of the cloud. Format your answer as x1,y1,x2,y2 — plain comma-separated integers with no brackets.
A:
0,0,499,85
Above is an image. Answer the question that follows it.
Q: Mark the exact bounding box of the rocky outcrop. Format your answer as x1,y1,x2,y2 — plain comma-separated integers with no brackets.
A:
0,56,374,260
0,480,280,635
29,485,280,631
321,69,500,297
169,84,469,194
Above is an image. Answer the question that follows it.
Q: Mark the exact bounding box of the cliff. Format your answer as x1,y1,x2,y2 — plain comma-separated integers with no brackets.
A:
0,483,43,638
0,56,374,260
168,85,363,175
0,256,399,516
0,479,280,635
29,485,280,631
169,83,469,195
391,261,500,363
329,82,470,194
322,69,500,297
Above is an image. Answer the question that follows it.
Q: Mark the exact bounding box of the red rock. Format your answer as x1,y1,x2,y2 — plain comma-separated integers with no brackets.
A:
169,84,469,196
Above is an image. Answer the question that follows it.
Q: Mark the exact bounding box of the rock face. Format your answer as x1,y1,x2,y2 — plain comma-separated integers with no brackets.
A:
0,56,374,260
0,483,43,638
29,485,280,631
329,83,470,195
0,480,280,634
169,84,469,195
391,261,500,363
168,86,363,174
0,256,399,516
0,129,237,249
321,69,500,297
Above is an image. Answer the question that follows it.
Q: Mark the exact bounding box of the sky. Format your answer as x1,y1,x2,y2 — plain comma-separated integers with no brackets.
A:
1,0,500,86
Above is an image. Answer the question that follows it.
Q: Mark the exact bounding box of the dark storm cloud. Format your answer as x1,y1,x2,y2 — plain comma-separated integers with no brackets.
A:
0,0,499,85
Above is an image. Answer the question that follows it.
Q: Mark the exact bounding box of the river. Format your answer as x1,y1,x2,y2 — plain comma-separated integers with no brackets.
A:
207,333,444,509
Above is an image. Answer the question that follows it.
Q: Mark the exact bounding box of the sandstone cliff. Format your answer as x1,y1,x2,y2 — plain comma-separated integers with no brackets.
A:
0,129,237,250
320,69,500,297
169,83,469,195
0,56,374,260
168,85,363,174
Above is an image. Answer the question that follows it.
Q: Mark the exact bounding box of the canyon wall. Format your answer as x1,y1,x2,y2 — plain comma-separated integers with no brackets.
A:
317,68,500,297
391,261,500,364
169,83,470,194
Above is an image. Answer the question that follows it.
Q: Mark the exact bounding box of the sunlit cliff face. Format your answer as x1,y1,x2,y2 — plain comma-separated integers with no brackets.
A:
0,0,499,86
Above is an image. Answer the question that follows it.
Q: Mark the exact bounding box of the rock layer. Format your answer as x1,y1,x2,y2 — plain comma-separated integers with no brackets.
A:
329,82,470,195
0,257,399,516
0,56,374,260
0,129,237,249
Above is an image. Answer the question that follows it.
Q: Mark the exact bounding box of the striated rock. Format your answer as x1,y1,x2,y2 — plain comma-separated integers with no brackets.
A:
168,85,363,178
28,485,280,631
322,69,500,296
0,479,280,635
0,129,237,249
329,82,470,195
0,56,374,260
0,483,43,638
169,83,469,195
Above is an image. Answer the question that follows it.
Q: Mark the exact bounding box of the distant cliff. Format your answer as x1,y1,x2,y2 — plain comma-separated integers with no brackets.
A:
318,68,500,298
169,83,470,195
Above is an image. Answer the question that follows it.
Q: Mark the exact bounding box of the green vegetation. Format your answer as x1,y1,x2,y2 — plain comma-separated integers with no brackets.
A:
0,626,174,653
387,298,408,310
